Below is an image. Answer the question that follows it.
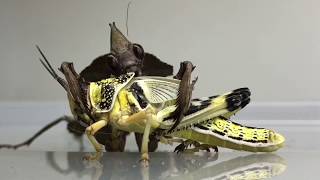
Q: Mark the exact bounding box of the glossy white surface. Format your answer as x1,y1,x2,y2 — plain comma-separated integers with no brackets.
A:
0,103,319,179
1,0,320,102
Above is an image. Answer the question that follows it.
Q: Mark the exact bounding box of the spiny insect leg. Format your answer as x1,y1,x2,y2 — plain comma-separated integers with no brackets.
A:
169,61,196,132
174,140,219,153
0,116,73,149
67,119,86,136
96,126,128,152
174,139,194,153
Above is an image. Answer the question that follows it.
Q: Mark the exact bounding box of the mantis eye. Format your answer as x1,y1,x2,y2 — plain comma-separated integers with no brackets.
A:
133,43,144,60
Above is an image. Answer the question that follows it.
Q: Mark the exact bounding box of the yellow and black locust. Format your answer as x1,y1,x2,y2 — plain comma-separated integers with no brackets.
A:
0,59,285,166
33,55,284,166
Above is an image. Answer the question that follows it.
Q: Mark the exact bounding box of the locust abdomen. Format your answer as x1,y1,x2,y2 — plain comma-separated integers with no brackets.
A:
171,117,285,152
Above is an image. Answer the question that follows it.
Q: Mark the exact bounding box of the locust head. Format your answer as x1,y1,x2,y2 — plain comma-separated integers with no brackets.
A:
108,22,144,76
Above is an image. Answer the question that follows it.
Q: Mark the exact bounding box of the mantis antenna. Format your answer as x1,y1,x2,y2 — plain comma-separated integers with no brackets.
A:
126,1,132,36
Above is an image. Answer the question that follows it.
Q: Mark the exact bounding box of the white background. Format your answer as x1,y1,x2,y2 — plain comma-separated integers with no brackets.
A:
1,0,320,102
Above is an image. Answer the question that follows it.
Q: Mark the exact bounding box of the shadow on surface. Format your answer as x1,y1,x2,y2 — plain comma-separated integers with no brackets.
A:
46,152,286,180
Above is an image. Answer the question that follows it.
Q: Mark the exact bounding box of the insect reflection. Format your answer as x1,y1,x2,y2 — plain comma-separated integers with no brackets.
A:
46,149,286,180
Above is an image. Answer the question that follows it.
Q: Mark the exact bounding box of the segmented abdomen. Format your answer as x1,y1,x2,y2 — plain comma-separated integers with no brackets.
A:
172,117,285,152
202,117,270,144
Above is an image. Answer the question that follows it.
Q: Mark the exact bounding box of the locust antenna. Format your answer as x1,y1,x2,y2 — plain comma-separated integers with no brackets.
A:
126,1,132,36
36,45,68,91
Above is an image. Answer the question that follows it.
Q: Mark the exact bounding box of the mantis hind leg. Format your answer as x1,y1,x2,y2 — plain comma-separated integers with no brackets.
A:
67,119,86,136
0,115,73,149
96,126,128,152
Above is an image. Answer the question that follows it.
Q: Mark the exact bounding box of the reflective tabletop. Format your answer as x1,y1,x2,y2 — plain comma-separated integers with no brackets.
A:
0,103,319,179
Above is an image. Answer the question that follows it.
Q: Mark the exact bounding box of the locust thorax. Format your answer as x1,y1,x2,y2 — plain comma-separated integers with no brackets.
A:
109,22,144,76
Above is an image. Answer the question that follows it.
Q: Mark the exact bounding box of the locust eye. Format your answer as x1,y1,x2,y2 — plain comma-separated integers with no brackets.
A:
133,43,144,60
107,53,118,69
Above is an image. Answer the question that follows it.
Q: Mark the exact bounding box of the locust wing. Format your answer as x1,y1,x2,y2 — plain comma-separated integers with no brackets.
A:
132,77,250,130
159,88,251,130
133,77,180,104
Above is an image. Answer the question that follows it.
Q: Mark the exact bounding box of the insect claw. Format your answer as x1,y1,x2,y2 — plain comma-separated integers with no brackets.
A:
139,153,150,167
174,143,186,154
213,146,219,152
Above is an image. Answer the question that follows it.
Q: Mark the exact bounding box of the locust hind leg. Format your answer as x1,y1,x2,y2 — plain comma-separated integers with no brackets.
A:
139,107,156,167
84,120,108,161
118,105,157,166
115,98,159,166
174,140,218,153
66,117,130,152
134,133,159,152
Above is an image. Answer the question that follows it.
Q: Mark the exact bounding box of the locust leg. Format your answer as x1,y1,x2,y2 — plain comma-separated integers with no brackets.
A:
66,118,130,152
116,105,156,166
118,90,159,152
118,107,154,166
140,107,154,167
174,140,218,153
124,90,159,152
0,115,73,149
84,119,108,161
121,90,159,152
116,90,157,166
134,133,159,152
159,136,184,145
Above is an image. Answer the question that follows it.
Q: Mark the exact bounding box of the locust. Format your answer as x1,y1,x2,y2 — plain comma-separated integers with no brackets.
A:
33,53,284,166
